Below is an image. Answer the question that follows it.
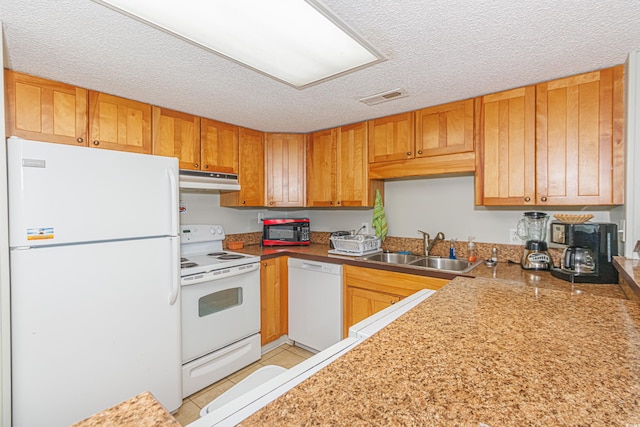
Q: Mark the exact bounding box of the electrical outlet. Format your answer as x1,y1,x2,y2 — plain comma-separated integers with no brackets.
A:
509,228,522,244
361,222,369,234
257,212,264,223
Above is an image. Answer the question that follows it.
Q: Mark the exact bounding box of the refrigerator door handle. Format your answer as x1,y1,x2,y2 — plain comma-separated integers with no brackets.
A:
167,167,179,236
169,236,180,305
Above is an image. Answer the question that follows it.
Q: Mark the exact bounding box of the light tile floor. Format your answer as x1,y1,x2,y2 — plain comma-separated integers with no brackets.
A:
173,344,314,426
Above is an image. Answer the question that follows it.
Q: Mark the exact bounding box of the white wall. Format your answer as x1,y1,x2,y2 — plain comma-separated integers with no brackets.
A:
183,175,616,245
622,51,640,258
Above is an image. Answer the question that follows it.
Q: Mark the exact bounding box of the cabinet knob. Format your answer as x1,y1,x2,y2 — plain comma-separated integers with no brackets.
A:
263,262,267,267
337,201,341,205
417,150,422,155
194,163,199,168
77,137,84,144
541,196,548,202
204,164,209,169
330,201,333,205
241,200,246,205
93,140,99,146
391,300,396,304
406,151,411,156
524,196,531,202
269,201,274,206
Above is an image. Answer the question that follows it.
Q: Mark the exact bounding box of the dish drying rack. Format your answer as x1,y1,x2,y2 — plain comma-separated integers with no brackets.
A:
328,234,382,256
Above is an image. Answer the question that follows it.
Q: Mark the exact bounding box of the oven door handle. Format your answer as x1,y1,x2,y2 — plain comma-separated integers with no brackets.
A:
182,263,260,286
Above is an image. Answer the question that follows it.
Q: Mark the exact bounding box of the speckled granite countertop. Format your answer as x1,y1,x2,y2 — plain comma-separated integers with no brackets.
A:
240,276,640,426
71,392,180,426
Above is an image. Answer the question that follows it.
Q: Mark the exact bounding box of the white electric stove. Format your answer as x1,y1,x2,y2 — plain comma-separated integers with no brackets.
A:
179,224,262,398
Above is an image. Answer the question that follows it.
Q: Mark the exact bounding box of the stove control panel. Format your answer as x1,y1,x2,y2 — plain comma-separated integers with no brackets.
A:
181,224,225,243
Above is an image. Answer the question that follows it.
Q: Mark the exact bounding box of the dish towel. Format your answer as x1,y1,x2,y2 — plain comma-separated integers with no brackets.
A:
372,189,388,242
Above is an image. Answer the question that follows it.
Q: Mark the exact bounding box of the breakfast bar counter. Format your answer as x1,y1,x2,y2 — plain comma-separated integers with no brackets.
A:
239,276,640,426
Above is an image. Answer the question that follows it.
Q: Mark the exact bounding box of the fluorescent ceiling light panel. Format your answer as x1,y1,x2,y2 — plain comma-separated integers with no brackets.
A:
92,0,386,88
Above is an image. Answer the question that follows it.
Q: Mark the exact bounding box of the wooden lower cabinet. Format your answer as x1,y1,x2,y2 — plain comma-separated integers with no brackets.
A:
343,265,448,336
345,286,402,333
260,256,288,345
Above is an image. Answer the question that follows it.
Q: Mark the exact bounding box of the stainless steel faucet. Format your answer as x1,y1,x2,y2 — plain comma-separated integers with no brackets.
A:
417,230,445,256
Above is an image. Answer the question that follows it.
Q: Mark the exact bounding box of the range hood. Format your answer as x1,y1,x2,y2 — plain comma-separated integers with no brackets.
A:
179,170,241,192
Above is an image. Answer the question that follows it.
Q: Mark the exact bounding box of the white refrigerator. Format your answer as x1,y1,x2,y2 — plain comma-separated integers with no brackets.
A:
7,137,182,426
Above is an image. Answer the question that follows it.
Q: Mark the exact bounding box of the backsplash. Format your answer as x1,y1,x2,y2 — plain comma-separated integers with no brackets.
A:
226,231,563,266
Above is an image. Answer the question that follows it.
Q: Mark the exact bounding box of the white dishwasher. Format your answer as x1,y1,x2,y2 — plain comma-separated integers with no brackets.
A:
288,258,343,352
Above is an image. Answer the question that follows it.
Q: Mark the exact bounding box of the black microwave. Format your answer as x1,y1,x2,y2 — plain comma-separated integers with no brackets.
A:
262,218,310,246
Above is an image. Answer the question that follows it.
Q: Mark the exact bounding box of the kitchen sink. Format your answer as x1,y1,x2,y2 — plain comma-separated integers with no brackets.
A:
407,256,481,273
358,252,481,274
358,252,422,264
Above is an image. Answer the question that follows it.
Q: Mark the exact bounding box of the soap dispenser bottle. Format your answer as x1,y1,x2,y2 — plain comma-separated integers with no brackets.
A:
467,236,476,262
449,239,457,259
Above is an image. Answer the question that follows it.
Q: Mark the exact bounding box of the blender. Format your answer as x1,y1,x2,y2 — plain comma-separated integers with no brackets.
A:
517,211,552,270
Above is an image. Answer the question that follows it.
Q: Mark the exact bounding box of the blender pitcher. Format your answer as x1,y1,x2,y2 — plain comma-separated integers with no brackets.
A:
517,212,549,242
517,212,552,270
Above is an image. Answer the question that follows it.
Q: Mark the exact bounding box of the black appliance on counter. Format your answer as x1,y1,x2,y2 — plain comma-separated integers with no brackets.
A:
262,218,310,246
549,222,618,284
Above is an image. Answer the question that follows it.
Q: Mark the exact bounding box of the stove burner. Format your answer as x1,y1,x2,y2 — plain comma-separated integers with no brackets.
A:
181,262,198,268
207,252,227,257
217,254,245,260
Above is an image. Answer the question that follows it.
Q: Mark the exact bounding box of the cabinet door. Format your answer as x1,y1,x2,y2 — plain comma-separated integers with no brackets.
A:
337,122,378,207
344,286,402,335
475,86,536,206
265,133,306,207
5,70,88,145
200,118,239,173
260,257,288,346
306,128,337,207
415,98,474,157
89,91,151,153
151,106,200,170
368,112,415,163
536,66,624,205
221,127,265,207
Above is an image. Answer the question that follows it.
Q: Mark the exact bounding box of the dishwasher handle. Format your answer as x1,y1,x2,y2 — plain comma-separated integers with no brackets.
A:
288,258,342,275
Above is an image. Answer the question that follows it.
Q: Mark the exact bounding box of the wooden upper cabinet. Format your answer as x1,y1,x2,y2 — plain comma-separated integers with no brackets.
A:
307,122,381,208
265,133,306,207
337,122,381,207
368,112,415,163
201,118,239,173
536,65,624,205
89,91,151,153
5,70,88,145
151,106,200,169
220,127,265,207
306,128,337,207
475,85,537,206
415,98,474,157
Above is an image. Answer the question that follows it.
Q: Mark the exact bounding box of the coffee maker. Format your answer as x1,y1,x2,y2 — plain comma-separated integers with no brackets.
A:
517,211,552,270
549,222,619,283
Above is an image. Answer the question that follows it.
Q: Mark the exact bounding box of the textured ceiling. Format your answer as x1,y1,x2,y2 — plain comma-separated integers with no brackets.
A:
2,1,640,133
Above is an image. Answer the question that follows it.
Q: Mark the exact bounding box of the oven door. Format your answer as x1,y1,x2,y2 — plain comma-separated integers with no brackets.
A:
181,263,260,363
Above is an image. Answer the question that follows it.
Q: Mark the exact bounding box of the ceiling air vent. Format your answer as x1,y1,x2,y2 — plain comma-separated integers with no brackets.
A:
359,88,409,106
